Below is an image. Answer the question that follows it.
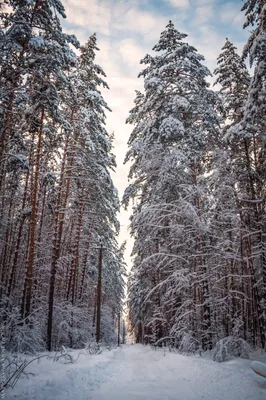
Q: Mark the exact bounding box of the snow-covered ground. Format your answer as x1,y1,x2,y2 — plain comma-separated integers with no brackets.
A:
5,344,266,400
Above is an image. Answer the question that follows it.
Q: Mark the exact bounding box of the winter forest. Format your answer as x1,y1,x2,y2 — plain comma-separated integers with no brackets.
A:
0,0,266,368
125,0,266,352
0,0,126,353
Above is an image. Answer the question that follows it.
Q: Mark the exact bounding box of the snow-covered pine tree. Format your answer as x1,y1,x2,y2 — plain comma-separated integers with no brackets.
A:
72,34,125,346
124,21,221,350
0,0,77,330
236,0,266,349
1,3,124,353
212,39,254,342
0,0,78,351
214,38,251,122
47,34,125,350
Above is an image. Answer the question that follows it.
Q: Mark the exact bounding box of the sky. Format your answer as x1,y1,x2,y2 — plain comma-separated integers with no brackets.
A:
61,0,250,268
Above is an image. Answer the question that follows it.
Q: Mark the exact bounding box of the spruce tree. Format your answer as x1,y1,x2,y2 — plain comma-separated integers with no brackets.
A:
0,0,79,327
124,21,221,349
214,38,250,123
239,0,266,349
46,33,124,350
0,3,124,353
212,39,252,339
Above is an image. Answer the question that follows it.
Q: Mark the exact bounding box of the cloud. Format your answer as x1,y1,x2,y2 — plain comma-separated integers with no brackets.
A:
188,25,224,73
194,0,216,4
195,5,214,24
63,0,112,35
165,0,190,7
232,8,246,29
119,38,147,67
219,2,243,24
114,7,166,36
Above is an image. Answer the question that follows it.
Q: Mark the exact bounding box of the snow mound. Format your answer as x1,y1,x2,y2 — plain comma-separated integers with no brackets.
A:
250,361,266,378
179,333,198,354
213,336,250,362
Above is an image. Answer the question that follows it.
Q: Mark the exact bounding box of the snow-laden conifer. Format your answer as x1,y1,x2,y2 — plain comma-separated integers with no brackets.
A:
212,11,266,349
238,0,266,349
125,21,221,350
214,38,250,123
0,1,79,351
0,3,124,353
47,33,124,350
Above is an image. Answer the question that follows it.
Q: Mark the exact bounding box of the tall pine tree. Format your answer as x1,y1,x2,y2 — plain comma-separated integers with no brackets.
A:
124,21,221,349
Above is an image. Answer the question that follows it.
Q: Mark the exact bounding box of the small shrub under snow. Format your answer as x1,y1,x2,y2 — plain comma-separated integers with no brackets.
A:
213,336,251,362
179,333,199,354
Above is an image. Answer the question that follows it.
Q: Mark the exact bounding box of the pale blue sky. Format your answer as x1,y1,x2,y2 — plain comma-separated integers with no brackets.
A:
61,0,250,266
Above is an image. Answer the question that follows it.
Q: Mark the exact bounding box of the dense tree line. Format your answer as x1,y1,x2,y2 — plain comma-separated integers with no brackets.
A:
0,0,125,352
125,1,266,351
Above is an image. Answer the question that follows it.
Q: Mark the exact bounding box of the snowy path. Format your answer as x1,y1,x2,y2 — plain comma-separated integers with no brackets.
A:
90,345,266,400
6,344,266,400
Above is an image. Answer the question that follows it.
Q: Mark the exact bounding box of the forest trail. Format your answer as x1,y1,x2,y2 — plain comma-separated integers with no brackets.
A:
90,344,265,400
6,344,266,400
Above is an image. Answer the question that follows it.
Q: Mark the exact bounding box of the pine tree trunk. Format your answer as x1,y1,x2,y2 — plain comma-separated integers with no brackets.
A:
71,196,85,305
0,92,15,194
21,107,45,320
0,193,15,288
47,109,75,350
79,236,91,300
7,156,32,297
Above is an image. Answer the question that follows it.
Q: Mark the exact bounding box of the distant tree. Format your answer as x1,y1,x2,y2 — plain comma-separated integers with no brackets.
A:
214,38,250,123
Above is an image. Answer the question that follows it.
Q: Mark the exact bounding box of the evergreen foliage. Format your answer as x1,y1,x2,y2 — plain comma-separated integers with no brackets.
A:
0,1,125,353
124,21,221,350
1,0,266,358
125,17,266,352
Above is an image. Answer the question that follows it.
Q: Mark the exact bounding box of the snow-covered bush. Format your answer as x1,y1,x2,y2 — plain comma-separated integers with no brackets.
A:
179,333,199,354
1,304,45,354
52,303,94,350
100,305,118,345
213,336,250,362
